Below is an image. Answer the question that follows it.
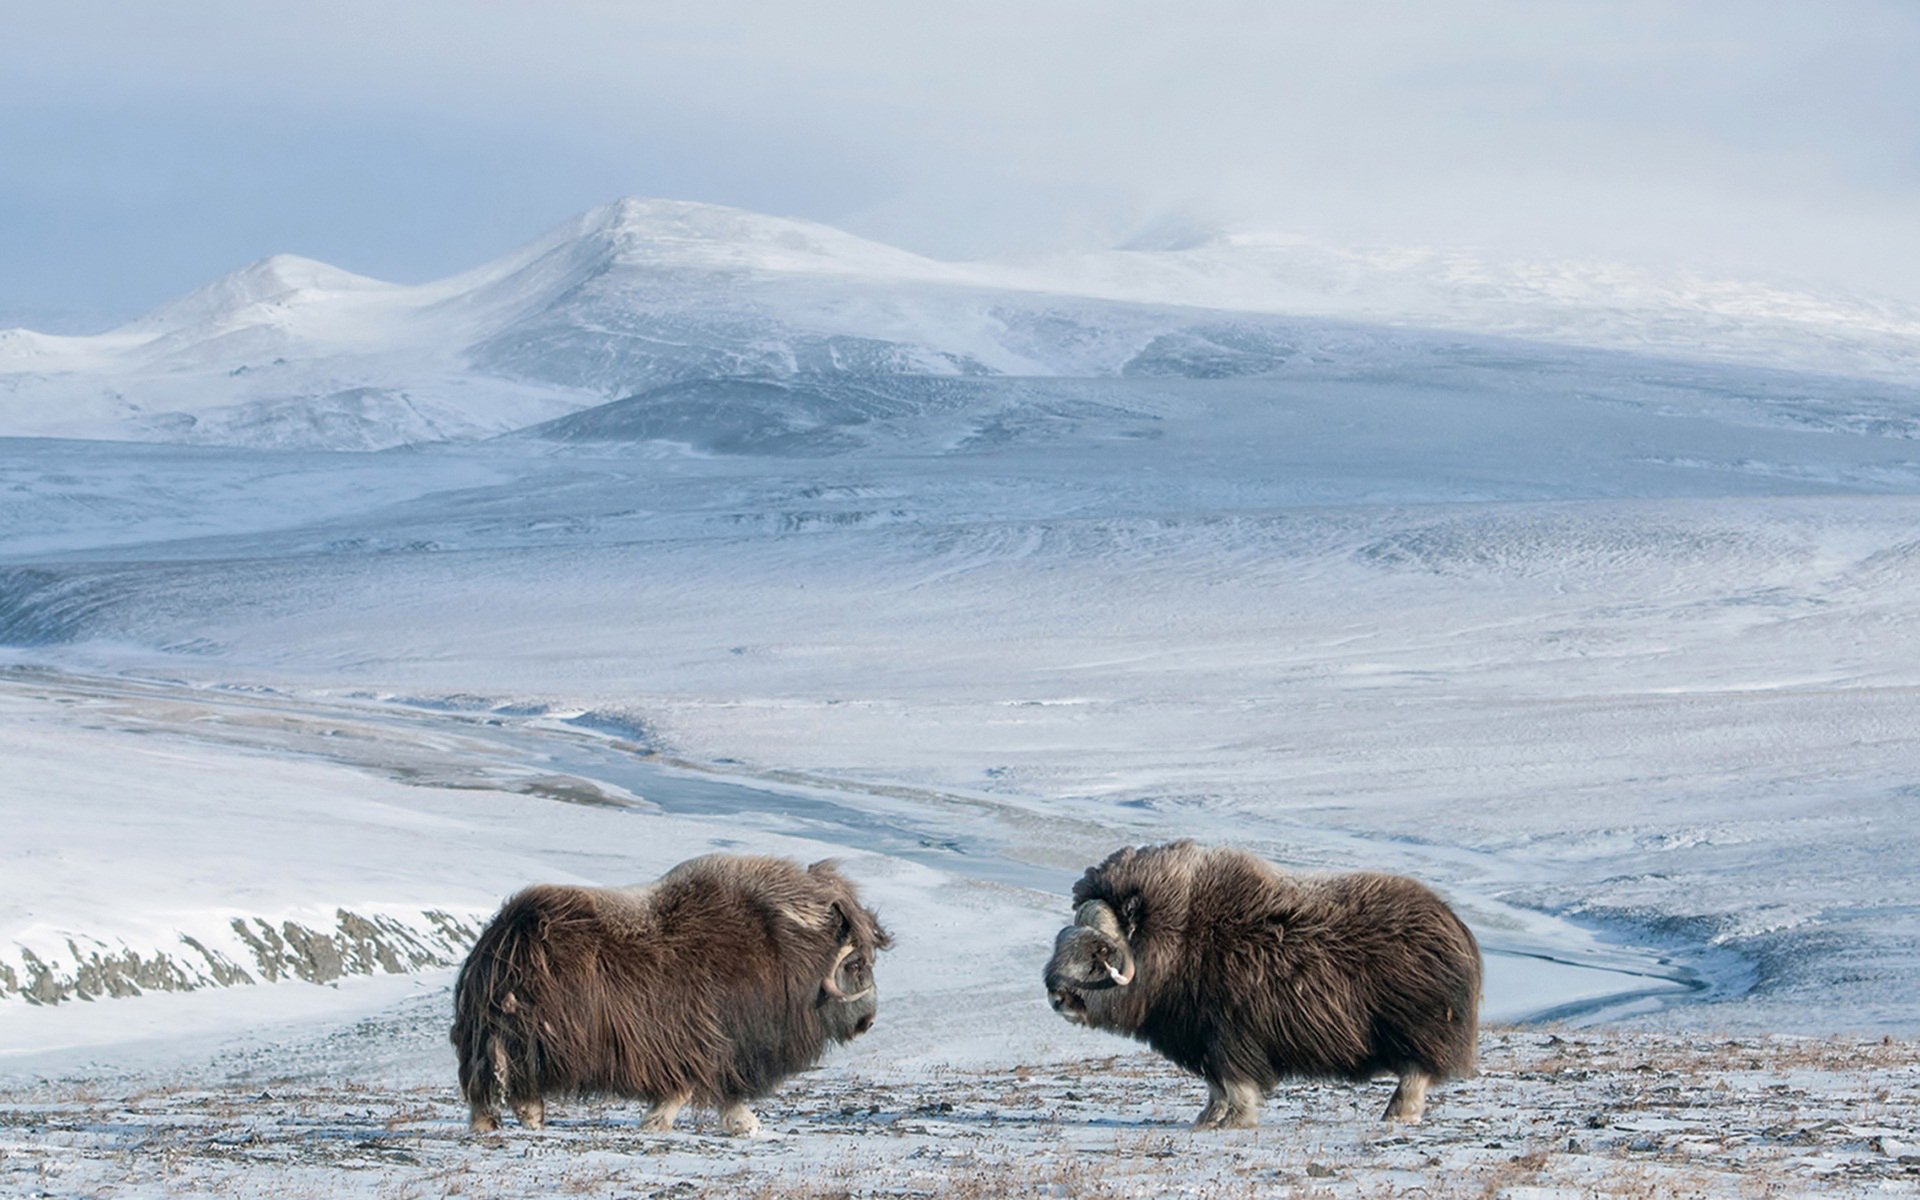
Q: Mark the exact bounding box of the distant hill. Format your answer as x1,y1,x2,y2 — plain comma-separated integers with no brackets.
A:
3,197,1916,451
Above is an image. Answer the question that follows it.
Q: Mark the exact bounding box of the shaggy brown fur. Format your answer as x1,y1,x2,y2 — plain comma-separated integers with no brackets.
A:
1044,841,1480,1128
452,854,890,1135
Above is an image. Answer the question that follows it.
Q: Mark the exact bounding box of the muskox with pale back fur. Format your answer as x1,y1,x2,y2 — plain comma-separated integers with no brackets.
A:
452,854,890,1136
1044,841,1480,1128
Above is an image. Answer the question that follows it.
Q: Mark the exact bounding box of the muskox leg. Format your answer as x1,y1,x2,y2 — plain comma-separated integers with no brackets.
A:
467,1038,510,1132
1192,1078,1230,1130
640,1091,690,1133
1218,1079,1263,1130
718,1100,761,1138
511,1097,546,1130
1384,1070,1431,1122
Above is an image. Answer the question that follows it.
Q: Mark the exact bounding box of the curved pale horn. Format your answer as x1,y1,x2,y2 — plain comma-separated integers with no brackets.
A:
821,943,874,1002
1074,900,1123,938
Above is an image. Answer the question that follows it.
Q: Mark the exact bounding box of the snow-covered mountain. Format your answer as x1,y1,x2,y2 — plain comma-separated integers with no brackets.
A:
4,197,1918,451
1007,225,1920,383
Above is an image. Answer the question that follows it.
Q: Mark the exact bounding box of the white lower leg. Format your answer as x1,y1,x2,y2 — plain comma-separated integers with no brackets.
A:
511,1097,546,1130
641,1091,690,1132
470,1038,509,1132
1385,1071,1431,1122
1219,1080,1263,1129
719,1100,761,1137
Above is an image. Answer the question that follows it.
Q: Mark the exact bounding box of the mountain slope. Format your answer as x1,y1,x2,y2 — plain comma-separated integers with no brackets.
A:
3,198,1918,451
1009,228,1920,383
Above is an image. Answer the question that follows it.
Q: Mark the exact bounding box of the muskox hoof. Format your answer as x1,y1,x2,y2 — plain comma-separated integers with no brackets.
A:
1193,1081,1229,1129
512,1098,546,1130
469,1108,501,1133
719,1102,762,1138
1193,1081,1261,1130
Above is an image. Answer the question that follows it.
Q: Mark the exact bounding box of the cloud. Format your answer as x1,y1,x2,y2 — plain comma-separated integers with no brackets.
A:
3,0,1917,318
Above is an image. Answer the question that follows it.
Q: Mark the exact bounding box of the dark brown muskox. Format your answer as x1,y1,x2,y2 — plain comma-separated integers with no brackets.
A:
452,854,890,1136
1044,841,1480,1128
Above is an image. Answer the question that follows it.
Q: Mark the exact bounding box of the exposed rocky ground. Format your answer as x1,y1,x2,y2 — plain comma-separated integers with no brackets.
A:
0,910,480,1007
4,1013,1916,1199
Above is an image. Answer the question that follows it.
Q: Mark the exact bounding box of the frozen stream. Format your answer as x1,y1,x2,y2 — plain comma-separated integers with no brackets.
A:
480,713,1718,1026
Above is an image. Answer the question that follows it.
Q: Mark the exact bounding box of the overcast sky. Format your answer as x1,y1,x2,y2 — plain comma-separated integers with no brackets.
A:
4,1,1918,326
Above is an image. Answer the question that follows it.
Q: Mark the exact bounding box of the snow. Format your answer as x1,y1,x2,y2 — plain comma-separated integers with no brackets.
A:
2,193,1919,1194
1005,229,1920,384
5,1025,1917,1197
4,353,1917,1035
0,668,1676,1041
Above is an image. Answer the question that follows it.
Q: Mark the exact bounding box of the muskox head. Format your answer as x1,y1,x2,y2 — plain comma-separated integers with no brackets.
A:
1044,896,1141,1025
810,869,892,1044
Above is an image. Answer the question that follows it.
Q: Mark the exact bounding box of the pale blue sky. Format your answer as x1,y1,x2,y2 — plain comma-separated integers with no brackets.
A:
3,1,1917,327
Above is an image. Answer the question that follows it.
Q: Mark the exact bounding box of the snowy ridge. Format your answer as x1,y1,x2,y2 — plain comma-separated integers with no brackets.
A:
4,197,1918,449
1007,230,1920,383
2,904,482,1006
125,254,397,342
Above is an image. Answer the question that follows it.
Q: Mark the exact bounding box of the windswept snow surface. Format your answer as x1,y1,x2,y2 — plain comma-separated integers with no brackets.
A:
3,338,1918,1041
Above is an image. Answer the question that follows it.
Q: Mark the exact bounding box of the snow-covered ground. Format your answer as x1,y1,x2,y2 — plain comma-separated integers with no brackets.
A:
3,197,1919,1194
8,1024,1920,1198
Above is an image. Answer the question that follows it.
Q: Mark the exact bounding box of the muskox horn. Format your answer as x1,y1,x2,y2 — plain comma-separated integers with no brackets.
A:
1072,900,1136,986
1074,899,1122,937
821,942,873,1003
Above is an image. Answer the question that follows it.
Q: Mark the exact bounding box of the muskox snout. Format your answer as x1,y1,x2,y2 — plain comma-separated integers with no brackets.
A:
1048,987,1089,1024
822,990,878,1044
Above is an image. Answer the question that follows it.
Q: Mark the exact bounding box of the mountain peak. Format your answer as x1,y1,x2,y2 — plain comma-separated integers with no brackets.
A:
125,254,390,336
547,196,949,279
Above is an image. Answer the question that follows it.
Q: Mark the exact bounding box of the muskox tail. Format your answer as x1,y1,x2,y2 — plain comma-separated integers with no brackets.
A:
452,887,589,1111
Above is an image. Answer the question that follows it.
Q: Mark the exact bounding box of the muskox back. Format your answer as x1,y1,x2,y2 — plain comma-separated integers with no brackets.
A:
453,854,889,1134
1046,842,1481,1127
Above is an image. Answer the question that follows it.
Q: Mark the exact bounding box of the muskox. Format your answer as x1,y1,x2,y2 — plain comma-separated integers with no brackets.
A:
452,854,891,1135
1044,841,1480,1128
